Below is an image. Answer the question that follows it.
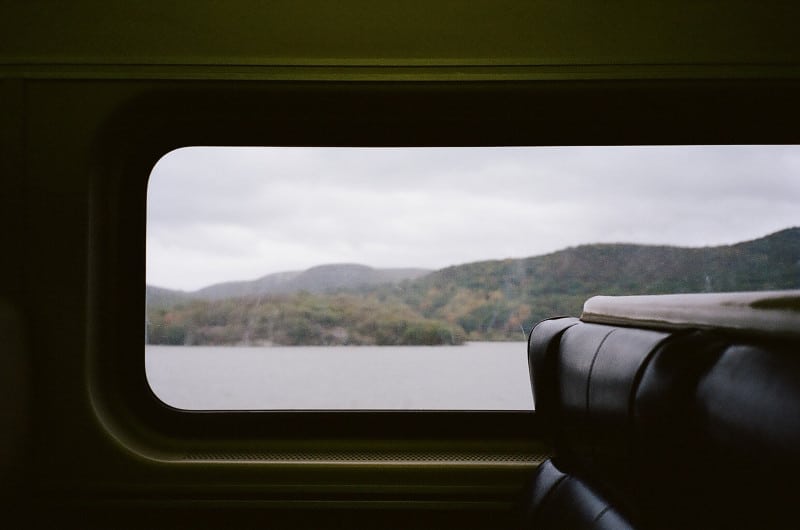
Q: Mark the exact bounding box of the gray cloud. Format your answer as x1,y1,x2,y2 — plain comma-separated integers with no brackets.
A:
147,146,800,290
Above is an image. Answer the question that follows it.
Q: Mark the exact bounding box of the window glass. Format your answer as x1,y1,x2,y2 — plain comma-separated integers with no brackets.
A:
146,146,800,410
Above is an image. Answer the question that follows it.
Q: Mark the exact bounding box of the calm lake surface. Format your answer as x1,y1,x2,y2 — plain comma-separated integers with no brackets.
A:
145,341,534,411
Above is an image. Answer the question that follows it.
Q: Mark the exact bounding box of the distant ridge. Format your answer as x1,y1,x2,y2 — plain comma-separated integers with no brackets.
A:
425,226,800,296
148,228,800,307
148,264,432,303
145,285,194,308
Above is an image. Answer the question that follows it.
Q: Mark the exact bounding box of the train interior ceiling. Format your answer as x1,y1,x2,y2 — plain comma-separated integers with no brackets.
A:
2,2,800,528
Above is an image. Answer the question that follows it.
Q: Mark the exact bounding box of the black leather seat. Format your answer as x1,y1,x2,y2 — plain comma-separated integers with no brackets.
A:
519,458,634,530
521,316,800,529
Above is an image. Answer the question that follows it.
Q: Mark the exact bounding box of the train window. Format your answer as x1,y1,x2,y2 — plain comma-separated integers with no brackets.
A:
145,146,800,411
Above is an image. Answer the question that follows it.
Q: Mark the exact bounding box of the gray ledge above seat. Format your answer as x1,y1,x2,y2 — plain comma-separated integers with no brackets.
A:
581,290,800,339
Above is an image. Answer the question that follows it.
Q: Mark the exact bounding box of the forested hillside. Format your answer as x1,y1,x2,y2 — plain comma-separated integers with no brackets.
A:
146,227,800,345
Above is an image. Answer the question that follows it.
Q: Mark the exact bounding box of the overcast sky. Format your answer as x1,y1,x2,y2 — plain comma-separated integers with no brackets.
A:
147,146,800,291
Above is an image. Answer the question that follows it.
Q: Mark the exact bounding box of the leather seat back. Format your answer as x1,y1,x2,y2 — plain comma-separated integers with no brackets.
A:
522,317,800,529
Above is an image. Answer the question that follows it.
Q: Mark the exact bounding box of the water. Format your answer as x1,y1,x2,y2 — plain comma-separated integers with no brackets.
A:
145,342,534,411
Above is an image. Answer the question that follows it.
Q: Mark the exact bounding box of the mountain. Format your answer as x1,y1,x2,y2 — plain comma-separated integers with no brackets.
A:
423,226,800,296
146,228,800,345
145,284,193,307
396,227,800,335
192,270,303,300
148,264,432,304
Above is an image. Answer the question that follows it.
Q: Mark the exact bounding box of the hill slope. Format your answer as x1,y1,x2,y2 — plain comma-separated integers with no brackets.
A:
149,264,432,303
390,227,800,338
